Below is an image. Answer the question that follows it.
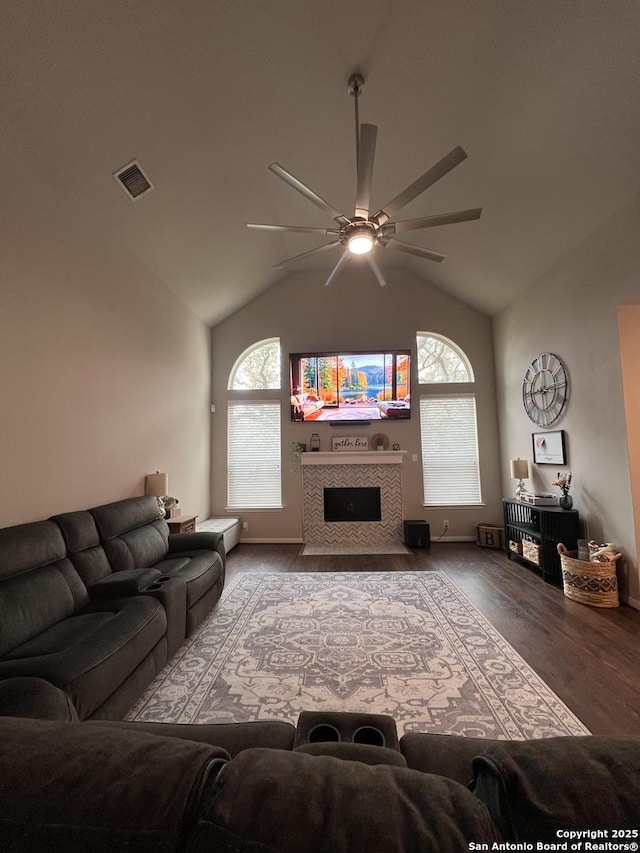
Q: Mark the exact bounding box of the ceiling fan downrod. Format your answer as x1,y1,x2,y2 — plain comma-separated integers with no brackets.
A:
348,73,365,165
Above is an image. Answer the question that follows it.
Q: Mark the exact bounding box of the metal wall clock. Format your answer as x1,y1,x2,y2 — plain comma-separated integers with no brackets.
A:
522,353,568,426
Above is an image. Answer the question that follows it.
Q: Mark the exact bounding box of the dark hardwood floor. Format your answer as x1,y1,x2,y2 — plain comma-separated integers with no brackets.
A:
226,542,640,737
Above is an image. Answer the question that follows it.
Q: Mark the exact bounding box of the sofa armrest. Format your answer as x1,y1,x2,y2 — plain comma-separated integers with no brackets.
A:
87,568,162,599
168,531,226,567
0,677,78,721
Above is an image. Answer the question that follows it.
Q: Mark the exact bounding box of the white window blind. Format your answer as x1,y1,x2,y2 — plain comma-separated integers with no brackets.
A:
419,395,482,506
227,402,282,509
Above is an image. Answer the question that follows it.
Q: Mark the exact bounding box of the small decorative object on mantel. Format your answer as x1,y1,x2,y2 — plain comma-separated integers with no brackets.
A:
291,441,307,467
309,433,321,452
552,471,573,509
331,436,369,452
370,432,389,451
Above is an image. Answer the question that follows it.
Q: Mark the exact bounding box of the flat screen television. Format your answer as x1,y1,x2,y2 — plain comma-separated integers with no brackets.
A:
289,350,411,422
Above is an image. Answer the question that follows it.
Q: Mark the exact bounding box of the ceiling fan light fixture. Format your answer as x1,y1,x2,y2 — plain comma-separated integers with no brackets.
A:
248,72,482,286
348,233,374,255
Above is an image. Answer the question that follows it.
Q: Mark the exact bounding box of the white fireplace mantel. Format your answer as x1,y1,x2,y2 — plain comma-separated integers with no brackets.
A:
301,451,406,466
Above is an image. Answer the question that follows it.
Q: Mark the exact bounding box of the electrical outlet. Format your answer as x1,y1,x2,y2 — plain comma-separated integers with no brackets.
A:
443,519,450,531
242,521,249,530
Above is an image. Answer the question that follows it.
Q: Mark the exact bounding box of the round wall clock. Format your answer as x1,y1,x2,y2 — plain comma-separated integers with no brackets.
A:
522,353,568,426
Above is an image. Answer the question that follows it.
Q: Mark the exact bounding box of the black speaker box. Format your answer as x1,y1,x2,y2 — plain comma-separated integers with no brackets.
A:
404,520,430,548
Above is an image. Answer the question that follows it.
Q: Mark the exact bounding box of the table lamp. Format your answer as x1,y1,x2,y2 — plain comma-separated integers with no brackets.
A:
145,471,168,497
510,458,529,499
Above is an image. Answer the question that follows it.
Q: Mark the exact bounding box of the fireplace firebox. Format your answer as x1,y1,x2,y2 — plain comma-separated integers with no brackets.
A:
323,487,382,523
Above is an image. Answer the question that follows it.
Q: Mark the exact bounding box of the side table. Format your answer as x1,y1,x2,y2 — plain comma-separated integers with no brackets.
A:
165,514,198,534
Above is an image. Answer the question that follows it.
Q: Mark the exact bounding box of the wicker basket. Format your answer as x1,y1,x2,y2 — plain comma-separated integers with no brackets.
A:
509,539,523,555
557,543,620,608
522,539,541,565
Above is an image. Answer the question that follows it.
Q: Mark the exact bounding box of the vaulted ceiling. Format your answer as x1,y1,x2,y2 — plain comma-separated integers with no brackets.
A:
3,1,640,325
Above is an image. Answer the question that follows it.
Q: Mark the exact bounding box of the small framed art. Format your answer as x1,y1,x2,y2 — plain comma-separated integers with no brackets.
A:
532,430,567,465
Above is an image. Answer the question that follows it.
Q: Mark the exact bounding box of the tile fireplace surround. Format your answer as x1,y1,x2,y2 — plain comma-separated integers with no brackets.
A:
301,451,405,546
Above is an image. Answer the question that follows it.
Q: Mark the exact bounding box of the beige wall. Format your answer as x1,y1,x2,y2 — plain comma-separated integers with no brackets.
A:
0,131,211,526
210,263,501,542
493,192,640,606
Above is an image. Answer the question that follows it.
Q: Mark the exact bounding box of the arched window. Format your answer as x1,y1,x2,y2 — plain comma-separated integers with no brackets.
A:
416,332,474,383
227,338,282,509
228,337,281,390
416,332,481,506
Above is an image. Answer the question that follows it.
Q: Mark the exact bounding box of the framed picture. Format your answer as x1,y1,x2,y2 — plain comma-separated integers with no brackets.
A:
532,430,567,465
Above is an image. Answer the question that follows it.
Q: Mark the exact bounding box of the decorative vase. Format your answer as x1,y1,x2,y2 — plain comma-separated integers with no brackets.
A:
559,493,573,510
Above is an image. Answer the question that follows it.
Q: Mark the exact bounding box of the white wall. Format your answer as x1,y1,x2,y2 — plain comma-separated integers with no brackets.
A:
210,263,501,542
0,129,211,526
493,192,640,605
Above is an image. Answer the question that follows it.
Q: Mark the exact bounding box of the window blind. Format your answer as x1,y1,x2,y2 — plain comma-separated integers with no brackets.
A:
419,394,482,505
227,402,282,509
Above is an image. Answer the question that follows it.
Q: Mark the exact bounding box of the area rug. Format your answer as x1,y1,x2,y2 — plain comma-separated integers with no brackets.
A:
301,544,410,556
126,572,589,738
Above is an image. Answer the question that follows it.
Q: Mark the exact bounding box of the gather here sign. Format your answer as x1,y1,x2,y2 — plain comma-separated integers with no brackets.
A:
331,436,370,452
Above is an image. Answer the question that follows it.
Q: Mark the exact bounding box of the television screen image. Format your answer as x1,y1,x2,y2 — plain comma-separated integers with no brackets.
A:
289,350,410,422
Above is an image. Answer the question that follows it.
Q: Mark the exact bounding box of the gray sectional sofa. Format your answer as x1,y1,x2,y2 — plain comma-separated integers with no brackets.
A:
0,496,225,720
0,697,638,852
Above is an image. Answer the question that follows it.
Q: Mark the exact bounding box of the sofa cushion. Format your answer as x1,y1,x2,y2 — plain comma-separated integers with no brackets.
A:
0,717,229,853
153,551,222,607
87,719,297,756
400,731,501,785
295,742,407,767
0,596,167,720
191,748,499,852
87,567,162,599
0,676,79,721
90,496,169,572
51,510,114,586
0,520,89,656
472,735,640,840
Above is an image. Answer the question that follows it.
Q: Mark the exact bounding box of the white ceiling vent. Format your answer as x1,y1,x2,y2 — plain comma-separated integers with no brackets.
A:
113,160,154,201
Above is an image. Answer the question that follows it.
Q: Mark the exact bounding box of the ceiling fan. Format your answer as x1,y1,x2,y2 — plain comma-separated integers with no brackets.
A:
247,73,482,288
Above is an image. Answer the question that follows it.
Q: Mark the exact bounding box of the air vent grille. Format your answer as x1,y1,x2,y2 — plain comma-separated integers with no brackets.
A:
113,160,154,200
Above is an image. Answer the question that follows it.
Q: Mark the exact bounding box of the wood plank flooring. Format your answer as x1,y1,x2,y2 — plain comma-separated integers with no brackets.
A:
225,542,640,737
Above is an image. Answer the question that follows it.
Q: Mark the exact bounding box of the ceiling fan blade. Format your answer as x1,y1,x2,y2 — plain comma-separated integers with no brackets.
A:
355,123,377,219
274,240,341,269
374,146,468,226
382,238,446,263
323,250,351,287
383,207,483,234
366,254,387,287
247,223,341,235
269,163,350,225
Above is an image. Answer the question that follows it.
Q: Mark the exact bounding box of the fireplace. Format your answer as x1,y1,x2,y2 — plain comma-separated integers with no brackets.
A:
301,450,404,546
324,487,382,523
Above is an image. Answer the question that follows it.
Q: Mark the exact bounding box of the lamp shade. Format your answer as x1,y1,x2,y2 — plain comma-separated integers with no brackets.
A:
145,471,168,496
510,459,529,480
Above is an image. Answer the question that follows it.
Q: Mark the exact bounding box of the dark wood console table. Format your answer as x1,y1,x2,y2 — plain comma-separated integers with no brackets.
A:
503,499,579,585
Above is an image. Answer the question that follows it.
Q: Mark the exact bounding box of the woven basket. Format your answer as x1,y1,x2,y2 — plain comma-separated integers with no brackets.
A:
557,543,620,608
522,539,541,565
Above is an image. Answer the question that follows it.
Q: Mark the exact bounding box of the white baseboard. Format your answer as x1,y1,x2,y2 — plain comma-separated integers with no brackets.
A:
432,536,476,543
239,536,477,545
239,538,304,544
624,594,640,611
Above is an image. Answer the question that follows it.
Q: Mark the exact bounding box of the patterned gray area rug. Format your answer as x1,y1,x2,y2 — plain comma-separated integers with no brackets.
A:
126,571,589,738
